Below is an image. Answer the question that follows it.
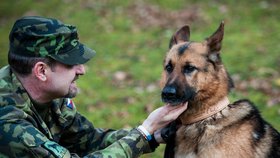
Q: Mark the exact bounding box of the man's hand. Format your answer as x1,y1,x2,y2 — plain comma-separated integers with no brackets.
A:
141,103,188,134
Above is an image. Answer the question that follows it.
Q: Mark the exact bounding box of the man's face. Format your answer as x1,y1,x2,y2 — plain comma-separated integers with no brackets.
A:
46,62,86,99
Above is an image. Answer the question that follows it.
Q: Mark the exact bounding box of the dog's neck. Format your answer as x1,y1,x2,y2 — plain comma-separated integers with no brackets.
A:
179,97,230,125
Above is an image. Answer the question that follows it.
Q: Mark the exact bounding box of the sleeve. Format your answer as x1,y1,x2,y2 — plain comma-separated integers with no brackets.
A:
0,106,152,158
59,112,152,157
0,105,70,158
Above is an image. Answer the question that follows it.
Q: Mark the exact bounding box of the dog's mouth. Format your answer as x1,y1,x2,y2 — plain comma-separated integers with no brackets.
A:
161,85,196,106
167,101,189,108
162,98,189,106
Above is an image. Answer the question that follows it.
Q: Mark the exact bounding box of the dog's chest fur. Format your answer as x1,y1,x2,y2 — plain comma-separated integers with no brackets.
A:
173,100,273,158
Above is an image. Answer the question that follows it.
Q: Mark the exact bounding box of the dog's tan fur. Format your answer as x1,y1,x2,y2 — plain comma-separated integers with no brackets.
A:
160,22,280,158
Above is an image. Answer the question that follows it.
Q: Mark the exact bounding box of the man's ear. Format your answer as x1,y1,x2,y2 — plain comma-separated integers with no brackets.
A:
33,62,48,81
169,25,190,49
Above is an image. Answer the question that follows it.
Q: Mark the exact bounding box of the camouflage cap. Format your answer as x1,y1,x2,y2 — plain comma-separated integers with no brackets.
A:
9,16,96,65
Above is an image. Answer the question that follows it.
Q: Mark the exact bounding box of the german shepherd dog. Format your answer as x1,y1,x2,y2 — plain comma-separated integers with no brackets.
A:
160,22,280,158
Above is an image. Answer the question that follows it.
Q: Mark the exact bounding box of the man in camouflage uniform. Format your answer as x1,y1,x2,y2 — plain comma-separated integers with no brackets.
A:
0,16,188,158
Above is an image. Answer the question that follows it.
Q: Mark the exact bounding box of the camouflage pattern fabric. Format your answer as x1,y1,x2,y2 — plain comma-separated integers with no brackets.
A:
0,66,152,157
9,16,96,65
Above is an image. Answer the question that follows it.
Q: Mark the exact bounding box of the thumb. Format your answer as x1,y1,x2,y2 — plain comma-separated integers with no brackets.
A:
163,102,188,121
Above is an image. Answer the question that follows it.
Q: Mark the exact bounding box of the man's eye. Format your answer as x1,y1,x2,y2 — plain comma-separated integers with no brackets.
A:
184,65,196,74
165,64,173,73
64,64,75,69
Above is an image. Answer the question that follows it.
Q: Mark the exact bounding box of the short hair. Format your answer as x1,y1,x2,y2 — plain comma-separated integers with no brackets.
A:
8,52,57,76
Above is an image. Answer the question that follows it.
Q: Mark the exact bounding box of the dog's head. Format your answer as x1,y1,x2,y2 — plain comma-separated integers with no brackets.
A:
161,22,233,106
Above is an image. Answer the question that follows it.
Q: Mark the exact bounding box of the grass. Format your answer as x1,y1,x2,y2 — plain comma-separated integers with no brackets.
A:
0,0,279,157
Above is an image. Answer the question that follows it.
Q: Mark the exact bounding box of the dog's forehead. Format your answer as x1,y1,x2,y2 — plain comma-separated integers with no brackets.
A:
166,42,208,62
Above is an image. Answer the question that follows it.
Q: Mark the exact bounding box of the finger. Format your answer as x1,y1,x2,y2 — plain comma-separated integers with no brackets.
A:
164,102,188,113
161,103,183,112
172,102,188,115
164,102,188,120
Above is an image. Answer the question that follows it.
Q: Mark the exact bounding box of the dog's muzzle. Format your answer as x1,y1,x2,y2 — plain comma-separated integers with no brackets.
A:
161,84,196,106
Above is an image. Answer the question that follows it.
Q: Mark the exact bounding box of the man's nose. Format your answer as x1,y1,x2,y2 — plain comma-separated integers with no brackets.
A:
75,64,86,75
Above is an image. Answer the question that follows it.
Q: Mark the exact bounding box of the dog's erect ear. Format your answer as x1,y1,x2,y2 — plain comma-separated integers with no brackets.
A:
206,21,224,53
206,22,224,64
169,25,190,49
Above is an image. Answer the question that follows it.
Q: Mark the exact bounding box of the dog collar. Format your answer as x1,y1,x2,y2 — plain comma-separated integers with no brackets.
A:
180,97,230,125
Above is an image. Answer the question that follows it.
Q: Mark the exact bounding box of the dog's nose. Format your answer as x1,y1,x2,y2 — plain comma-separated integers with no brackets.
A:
162,85,177,101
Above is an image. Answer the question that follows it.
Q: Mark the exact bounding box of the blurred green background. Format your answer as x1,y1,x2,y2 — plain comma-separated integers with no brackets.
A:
0,0,279,157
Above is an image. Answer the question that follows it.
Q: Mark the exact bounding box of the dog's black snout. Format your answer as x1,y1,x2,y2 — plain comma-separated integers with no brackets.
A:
161,84,196,105
162,85,177,101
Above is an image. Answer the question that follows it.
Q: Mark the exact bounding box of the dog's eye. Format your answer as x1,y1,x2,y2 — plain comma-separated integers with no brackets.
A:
184,65,196,74
165,64,173,73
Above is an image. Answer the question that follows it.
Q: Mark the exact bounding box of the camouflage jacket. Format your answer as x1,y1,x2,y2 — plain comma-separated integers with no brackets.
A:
0,66,152,158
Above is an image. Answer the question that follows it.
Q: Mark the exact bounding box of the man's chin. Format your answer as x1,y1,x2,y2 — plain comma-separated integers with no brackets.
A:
64,93,76,98
64,88,79,98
